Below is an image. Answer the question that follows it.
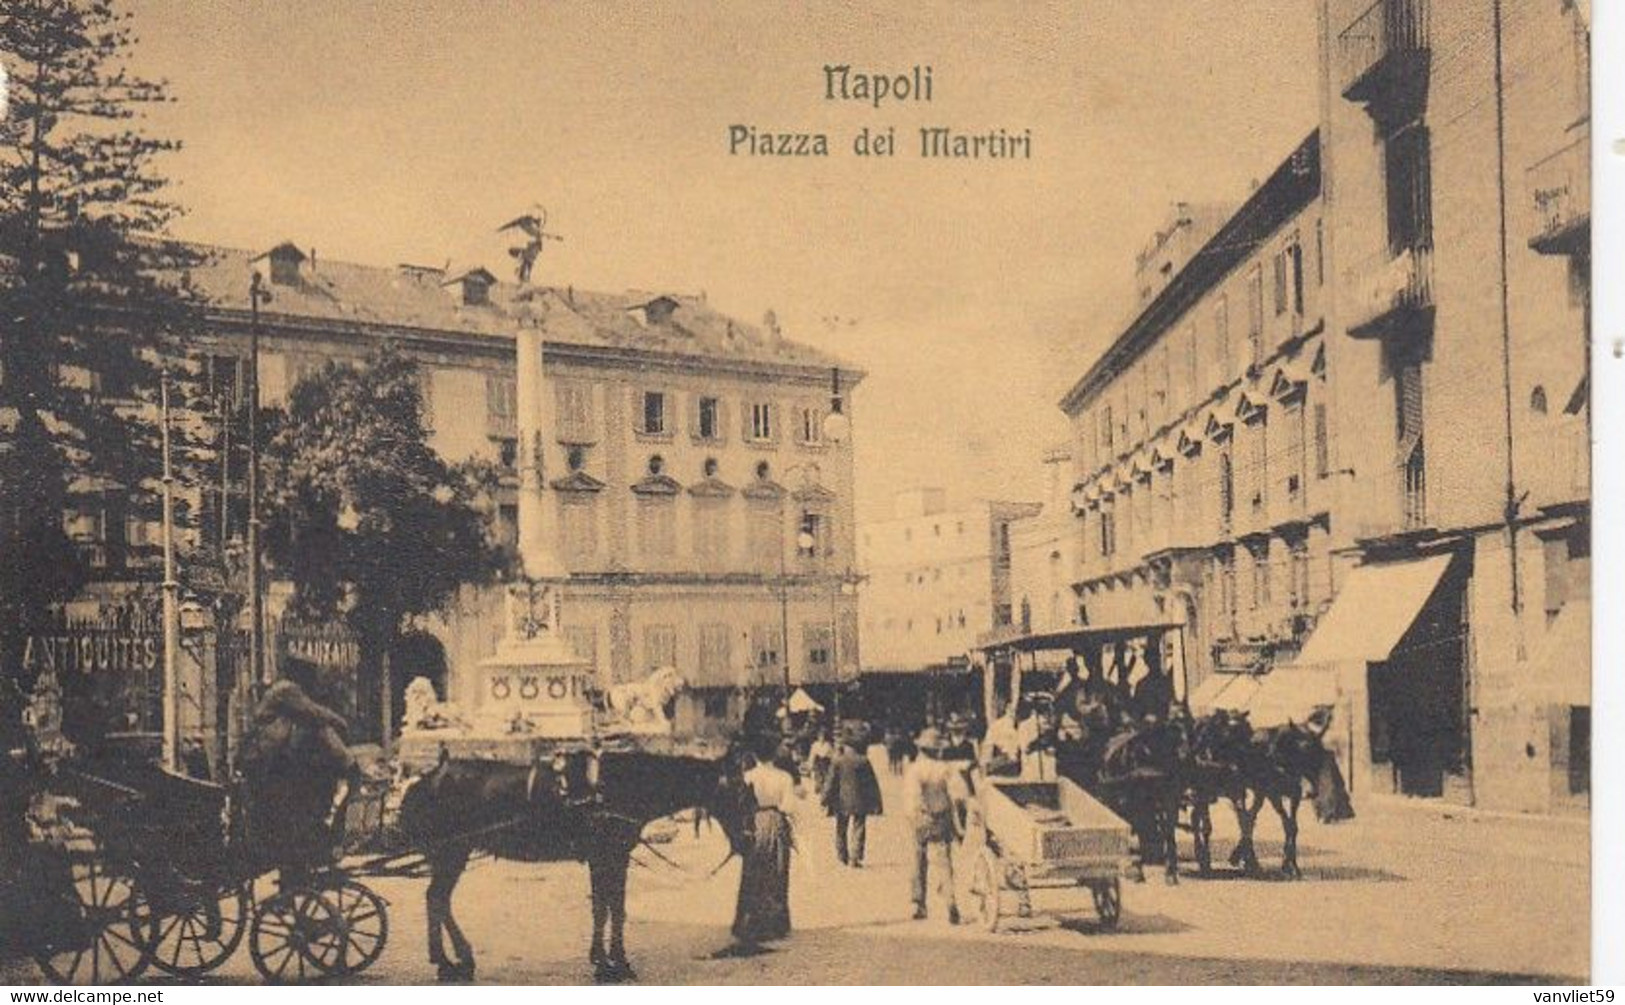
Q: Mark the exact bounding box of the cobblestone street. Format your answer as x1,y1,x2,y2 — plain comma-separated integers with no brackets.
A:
3,750,1587,985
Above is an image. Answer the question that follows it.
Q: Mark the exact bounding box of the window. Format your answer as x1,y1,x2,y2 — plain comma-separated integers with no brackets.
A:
1285,403,1306,500
804,625,833,673
1314,403,1330,479
1214,297,1231,380
693,499,730,569
698,624,732,683
750,624,783,672
748,402,776,442
1218,451,1234,533
996,523,1012,567
559,495,597,566
1385,122,1434,253
1273,251,1288,316
797,406,823,445
697,396,722,441
497,437,518,471
1247,265,1264,366
1101,405,1115,454
747,502,782,572
994,604,1014,627
1248,417,1268,513
204,354,243,410
1249,541,1271,610
486,375,517,436
1570,706,1590,796
1290,241,1305,315
1315,219,1325,286
1099,509,1116,557
1530,386,1549,414
637,497,677,562
557,383,595,442
1184,321,1199,402
643,624,678,672
1543,530,1591,618
641,391,667,435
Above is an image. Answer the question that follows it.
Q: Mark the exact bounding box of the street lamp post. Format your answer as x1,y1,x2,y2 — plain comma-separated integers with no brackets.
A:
246,273,271,711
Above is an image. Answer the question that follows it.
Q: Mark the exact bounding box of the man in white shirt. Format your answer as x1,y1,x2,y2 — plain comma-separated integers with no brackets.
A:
902,728,970,923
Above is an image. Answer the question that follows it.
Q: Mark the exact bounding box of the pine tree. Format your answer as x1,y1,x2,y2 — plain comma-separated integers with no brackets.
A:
0,0,208,688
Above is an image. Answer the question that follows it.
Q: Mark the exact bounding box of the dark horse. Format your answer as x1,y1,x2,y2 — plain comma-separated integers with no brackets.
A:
1052,698,1187,885
397,749,749,983
1226,716,1354,877
1183,709,1256,875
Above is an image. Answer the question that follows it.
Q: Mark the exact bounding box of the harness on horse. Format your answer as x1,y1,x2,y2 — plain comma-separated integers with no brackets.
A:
526,747,603,809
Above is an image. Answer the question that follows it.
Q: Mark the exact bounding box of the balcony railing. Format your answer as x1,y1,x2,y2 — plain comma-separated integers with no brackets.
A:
1338,0,1430,103
1527,123,1590,256
1345,245,1434,339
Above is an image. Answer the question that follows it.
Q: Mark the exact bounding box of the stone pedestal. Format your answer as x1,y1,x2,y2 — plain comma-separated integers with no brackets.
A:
473,579,595,738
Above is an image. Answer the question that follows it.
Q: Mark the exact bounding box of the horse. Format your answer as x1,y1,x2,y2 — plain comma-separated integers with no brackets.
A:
1227,715,1355,877
1053,703,1187,885
1181,709,1256,876
397,748,750,983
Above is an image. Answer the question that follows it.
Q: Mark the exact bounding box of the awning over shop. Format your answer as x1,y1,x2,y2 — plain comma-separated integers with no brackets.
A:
1295,554,1453,665
1188,671,1263,715
1245,665,1339,728
1530,600,1590,706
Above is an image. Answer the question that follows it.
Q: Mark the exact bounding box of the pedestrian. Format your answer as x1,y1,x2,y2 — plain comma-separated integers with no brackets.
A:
722,747,797,953
820,730,883,867
808,728,835,796
902,727,968,924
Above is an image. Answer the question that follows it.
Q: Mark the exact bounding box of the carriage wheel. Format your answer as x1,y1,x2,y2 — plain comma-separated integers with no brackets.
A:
144,880,250,978
32,855,152,985
249,889,345,983
971,850,1002,933
310,880,389,977
1091,879,1122,928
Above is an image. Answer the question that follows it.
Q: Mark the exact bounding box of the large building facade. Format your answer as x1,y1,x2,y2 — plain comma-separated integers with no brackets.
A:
1309,0,1590,811
50,241,861,751
1062,134,1334,691
859,489,1041,675
1054,0,1590,815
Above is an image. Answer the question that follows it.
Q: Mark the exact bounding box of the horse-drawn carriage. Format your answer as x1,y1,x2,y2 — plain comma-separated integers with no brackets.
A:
28,755,393,984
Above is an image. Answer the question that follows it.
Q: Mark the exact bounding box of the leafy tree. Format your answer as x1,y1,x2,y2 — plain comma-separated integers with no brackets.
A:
262,345,504,738
0,0,210,686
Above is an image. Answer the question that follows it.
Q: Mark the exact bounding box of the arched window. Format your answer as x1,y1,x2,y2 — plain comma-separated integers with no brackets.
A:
1530,385,1548,414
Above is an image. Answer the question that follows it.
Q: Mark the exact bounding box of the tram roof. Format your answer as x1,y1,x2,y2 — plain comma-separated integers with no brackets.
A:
973,621,1187,655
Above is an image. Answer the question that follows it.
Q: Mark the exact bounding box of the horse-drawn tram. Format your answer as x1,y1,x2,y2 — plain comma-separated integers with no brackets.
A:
968,776,1133,932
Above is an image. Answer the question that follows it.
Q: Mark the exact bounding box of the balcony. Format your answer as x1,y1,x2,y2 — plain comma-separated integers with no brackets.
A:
1527,123,1590,256
1345,245,1434,340
1337,0,1430,106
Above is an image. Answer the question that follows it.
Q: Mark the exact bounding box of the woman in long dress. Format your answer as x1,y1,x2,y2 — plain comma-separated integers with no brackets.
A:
729,752,796,948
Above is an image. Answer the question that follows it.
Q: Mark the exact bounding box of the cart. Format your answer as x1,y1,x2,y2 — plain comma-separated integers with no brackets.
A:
967,776,1133,932
28,757,393,984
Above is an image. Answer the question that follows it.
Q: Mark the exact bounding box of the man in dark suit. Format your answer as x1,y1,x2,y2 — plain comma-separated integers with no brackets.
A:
820,733,883,867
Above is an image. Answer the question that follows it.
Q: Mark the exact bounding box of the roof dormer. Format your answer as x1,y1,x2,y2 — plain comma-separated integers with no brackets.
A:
628,295,679,327
442,267,498,307
253,241,307,286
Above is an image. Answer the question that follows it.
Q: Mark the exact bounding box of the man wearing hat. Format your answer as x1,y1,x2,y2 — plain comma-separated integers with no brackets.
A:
902,727,970,923
820,724,883,867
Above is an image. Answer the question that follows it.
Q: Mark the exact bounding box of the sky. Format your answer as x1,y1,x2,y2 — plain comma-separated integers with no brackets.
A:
122,0,1321,524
